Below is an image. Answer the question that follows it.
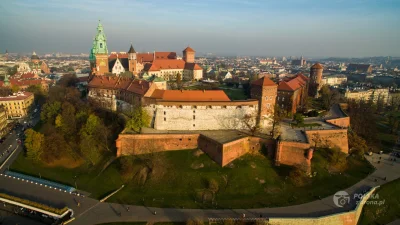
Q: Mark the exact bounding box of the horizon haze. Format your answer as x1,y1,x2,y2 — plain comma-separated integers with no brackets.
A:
0,0,399,57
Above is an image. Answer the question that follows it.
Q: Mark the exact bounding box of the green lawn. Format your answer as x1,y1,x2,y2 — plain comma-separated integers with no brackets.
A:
222,88,247,100
358,178,400,225
10,149,373,209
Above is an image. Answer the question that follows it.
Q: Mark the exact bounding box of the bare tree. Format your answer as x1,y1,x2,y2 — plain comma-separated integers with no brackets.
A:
242,113,260,136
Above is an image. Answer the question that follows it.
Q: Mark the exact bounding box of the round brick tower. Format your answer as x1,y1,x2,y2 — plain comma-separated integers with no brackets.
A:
309,63,323,97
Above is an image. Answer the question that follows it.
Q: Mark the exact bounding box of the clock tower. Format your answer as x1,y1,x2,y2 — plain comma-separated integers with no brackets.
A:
90,20,109,75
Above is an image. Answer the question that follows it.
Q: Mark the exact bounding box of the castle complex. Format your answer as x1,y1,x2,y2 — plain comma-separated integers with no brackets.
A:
89,21,202,81
87,21,348,170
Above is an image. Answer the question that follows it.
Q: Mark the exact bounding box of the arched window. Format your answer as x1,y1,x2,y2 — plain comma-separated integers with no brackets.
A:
100,43,103,48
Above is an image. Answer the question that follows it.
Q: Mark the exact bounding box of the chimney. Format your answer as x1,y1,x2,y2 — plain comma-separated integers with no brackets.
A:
153,51,155,61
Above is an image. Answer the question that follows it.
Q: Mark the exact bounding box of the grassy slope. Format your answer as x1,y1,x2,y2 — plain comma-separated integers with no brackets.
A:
358,178,400,225
10,149,373,209
10,153,123,199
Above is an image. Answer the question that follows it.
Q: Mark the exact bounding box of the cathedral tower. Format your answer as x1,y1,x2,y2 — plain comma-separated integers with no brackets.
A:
309,63,323,97
183,46,195,63
31,51,40,64
128,44,137,75
90,20,109,75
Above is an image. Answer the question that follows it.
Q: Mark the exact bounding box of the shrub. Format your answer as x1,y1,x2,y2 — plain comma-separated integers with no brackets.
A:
208,178,219,193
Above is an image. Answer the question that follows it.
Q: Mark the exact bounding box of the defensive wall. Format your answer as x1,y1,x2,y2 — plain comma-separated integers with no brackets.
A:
144,100,261,131
276,129,348,168
265,186,379,225
116,133,275,167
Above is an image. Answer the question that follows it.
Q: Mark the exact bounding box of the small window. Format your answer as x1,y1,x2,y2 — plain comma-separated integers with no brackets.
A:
189,138,191,141
164,111,166,115
193,124,195,127
179,138,182,141
267,103,270,108
164,117,166,121
193,110,196,113
193,115,195,120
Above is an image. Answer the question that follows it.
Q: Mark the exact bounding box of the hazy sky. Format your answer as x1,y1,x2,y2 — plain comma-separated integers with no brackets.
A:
0,0,399,57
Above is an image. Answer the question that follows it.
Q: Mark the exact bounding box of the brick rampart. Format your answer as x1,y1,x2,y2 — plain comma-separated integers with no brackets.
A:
116,134,200,157
326,117,350,128
305,129,349,153
116,133,275,166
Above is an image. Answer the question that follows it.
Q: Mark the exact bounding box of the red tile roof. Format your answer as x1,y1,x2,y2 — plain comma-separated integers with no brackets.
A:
109,53,128,59
88,76,150,95
144,60,202,71
252,76,277,87
183,46,195,52
150,90,230,102
278,74,308,91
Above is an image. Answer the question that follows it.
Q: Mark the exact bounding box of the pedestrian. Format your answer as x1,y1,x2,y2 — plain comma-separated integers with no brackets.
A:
126,206,130,212
259,214,262,218
242,213,246,218
154,211,157,215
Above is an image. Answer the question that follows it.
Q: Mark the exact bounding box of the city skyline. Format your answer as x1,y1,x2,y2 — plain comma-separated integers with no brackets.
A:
1,0,400,57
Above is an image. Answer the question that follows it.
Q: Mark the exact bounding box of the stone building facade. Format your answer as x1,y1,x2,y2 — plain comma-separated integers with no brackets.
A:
345,88,389,103
0,92,34,119
0,106,7,138
88,75,277,131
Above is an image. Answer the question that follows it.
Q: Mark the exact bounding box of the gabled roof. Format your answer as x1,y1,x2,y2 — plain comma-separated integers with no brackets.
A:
150,90,230,102
278,74,308,92
252,76,277,87
183,46,195,52
109,53,128,60
128,44,136,54
109,58,129,71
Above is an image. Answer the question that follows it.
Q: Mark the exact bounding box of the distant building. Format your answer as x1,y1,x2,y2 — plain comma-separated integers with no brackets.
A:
259,59,277,65
0,91,35,119
321,75,347,86
291,56,306,67
345,88,389,103
16,52,50,75
346,64,372,74
0,106,7,138
277,74,309,114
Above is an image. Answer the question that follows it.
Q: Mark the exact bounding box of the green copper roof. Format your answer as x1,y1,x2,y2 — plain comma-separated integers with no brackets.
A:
89,20,108,61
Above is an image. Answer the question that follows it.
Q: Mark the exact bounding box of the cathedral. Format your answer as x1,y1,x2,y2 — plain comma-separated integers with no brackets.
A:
89,21,203,81
17,52,50,75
